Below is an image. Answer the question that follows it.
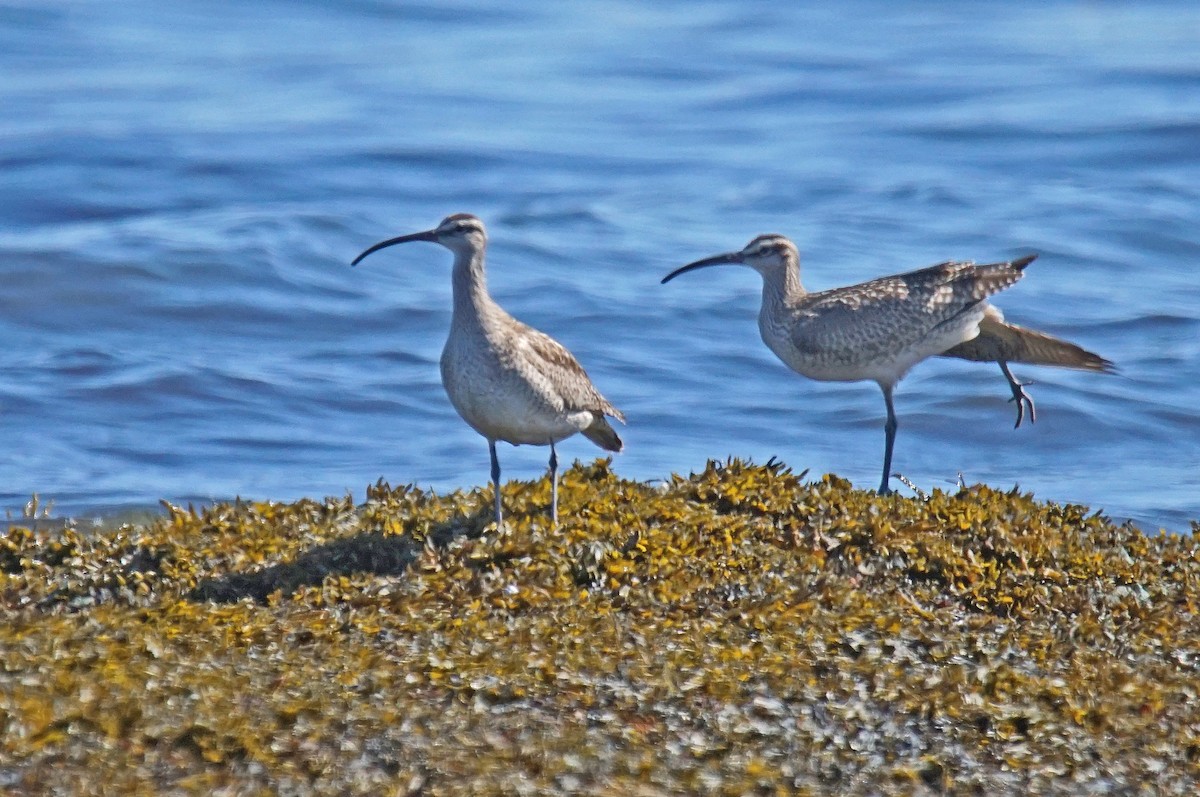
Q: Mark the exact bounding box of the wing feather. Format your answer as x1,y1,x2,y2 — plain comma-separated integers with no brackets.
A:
511,322,625,422
942,306,1114,371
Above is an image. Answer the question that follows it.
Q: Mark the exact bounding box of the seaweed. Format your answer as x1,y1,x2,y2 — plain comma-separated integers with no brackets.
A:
2,459,1197,795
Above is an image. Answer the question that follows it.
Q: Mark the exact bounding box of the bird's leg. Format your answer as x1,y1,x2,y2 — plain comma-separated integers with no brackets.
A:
999,361,1037,429
489,440,503,529
879,384,898,495
548,442,559,529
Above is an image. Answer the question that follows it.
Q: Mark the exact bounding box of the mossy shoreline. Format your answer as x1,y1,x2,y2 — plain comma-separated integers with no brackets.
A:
3,459,1198,795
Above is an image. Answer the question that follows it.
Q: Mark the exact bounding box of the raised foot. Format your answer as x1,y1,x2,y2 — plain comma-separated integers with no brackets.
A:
1000,363,1037,429
1008,385,1037,428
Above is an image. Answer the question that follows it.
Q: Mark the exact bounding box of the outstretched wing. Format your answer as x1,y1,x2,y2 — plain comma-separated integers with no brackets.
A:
942,305,1114,372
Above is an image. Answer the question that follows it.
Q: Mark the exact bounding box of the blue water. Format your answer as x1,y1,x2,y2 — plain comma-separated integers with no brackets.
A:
1,1,1198,531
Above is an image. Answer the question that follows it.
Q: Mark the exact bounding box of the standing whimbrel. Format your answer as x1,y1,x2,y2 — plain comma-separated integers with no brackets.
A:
661,235,1111,494
352,213,624,528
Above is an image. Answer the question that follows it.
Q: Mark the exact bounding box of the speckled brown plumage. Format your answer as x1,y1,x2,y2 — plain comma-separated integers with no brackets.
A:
774,257,1032,379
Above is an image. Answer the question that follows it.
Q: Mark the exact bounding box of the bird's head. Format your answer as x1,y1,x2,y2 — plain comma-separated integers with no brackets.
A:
661,233,799,284
351,213,487,266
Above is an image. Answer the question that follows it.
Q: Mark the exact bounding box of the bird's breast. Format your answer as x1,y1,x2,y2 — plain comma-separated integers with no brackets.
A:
439,329,585,445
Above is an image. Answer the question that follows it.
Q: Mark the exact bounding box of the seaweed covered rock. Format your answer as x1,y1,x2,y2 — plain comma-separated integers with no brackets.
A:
2,459,1198,795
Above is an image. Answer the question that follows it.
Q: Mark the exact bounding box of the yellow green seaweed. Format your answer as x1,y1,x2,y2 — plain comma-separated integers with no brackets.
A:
2,459,1198,795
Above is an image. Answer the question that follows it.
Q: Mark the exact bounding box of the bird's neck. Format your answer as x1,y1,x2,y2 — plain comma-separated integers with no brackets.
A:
450,248,502,327
760,261,805,311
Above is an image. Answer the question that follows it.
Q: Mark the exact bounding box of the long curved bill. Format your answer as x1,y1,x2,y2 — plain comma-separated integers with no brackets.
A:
351,229,438,266
660,251,744,284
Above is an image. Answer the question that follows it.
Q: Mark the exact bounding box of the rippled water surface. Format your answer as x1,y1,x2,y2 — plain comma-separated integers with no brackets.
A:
1,1,1198,530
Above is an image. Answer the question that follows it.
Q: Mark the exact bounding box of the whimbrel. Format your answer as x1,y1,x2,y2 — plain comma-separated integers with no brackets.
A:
352,213,624,528
661,235,1111,494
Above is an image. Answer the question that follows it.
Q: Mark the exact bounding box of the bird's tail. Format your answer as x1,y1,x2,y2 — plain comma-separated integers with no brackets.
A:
582,414,624,452
1009,254,1038,272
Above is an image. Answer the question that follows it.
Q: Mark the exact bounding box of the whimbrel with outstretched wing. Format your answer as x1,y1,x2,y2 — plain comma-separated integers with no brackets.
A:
353,213,624,528
662,236,1109,494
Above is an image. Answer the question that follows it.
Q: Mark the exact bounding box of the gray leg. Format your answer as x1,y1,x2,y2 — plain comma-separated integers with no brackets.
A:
489,440,503,528
999,361,1036,429
879,384,898,495
548,442,559,528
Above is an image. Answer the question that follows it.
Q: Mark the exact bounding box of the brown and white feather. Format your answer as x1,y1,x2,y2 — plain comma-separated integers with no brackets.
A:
767,257,1031,383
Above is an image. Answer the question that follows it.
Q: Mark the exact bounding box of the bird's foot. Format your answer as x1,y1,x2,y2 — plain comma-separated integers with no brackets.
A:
1003,372,1037,429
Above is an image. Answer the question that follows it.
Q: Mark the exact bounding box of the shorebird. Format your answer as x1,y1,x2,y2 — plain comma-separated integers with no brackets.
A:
662,235,1111,494
352,213,625,529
